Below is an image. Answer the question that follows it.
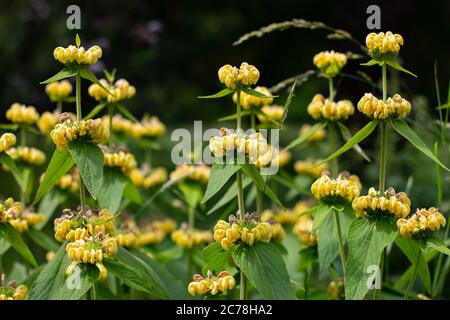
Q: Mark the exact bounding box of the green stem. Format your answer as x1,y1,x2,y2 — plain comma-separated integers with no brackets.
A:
76,73,87,215
328,77,335,101
91,283,97,300
432,219,450,297
250,109,262,214
116,278,123,298
328,123,339,177
404,251,421,300
379,122,388,193
334,210,346,273
236,171,245,219
236,88,242,131
303,269,309,300
19,125,26,204
56,101,63,114
382,63,387,101
250,110,256,129
108,104,114,148
240,270,246,300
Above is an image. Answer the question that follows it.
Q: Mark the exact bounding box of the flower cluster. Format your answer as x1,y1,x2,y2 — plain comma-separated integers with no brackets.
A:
0,282,28,300
6,146,46,166
54,207,117,280
53,167,80,193
358,93,411,120
232,86,272,109
260,210,285,241
311,172,362,205
171,225,213,249
328,278,345,300
257,105,285,124
89,78,136,102
0,197,23,223
53,44,102,65
293,214,317,247
352,187,411,219
213,213,272,250
0,133,16,153
294,159,328,178
9,208,45,233
50,114,109,149
170,164,210,184
271,148,291,168
38,112,76,135
272,201,312,226
313,50,347,78
307,94,354,121
218,62,260,89
130,166,168,189
366,31,404,61
101,146,137,175
103,114,166,139
299,124,326,142
188,271,236,296
397,207,446,239
45,80,73,101
6,103,39,125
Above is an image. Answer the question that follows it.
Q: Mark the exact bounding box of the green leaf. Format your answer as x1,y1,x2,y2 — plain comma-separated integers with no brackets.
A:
241,164,284,208
97,168,127,213
203,242,232,273
360,59,381,67
122,181,142,204
79,67,113,95
0,222,38,268
243,87,277,99
28,243,66,300
198,88,234,99
116,103,139,123
33,148,74,205
297,247,318,271
103,247,169,299
345,217,398,300
202,163,242,203
67,140,104,199
83,103,107,120
317,212,339,275
218,111,251,122
27,228,59,252
312,204,331,231
40,67,78,84
427,237,450,256
0,124,18,130
278,81,296,128
232,242,295,300
37,188,68,230
179,181,203,209
337,122,371,162
386,60,417,78
0,152,27,191
321,120,378,164
285,122,327,150
75,34,81,47
207,176,252,215
0,238,11,255
391,119,450,172
395,236,431,292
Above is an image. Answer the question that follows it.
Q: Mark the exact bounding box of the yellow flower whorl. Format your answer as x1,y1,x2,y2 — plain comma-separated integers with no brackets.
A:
260,210,285,242
311,172,362,205
171,228,213,249
0,133,16,153
307,94,354,121
397,207,446,239
352,187,411,219
188,271,236,296
257,105,285,124
366,31,404,60
358,93,411,120
299,124,326,142
45,80,73,101
218,62,260,89
6,103,39,124
102,148,137,176
6,146,46,166
293,215,317,247
130,167,168,189
232,86,273,109
53,44,102,65
294,159,328,178
313,51,347,77
0,198,23,224
88,78,136,102
170,164,210,184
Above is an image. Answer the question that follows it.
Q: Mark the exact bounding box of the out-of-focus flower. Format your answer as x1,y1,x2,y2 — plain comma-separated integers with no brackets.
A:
232,86,272,109
89,78,136,103
307,94,354,121
170,164,210,184
293,214,317,247
0,133,16,153
45,80,72,101
6,103,39,125
294,159,328,178
257,105,285,124
299,124,326,142
6,146,46,166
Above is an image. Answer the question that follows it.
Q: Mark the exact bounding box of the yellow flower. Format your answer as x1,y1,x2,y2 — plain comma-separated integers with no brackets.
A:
0,133,16,153
271,148,291,168
366,31,404,60
38,111,59,134
130,167,168,189
45,80,72,101
294,159,328,178
397,207,446,239
6,103,39,124
260,210,285,241
307,94,354,121
218,62,260,89
311,172,362,205
232,86,273,109
50,116,109,149
352,187,411,219
188,271,236,296
89,78,136,102
128,115,166,139
171,228,213,249
51,167,80,193
358,93,411,120
102,147,137,176
6,147,46,166
53,44,102,65
328,278,345,300
313,51,347,77
293,215,317,247
299,124,326,142
11,210,45,233
0,198,23,224
170,164,210,184
257,105,285,123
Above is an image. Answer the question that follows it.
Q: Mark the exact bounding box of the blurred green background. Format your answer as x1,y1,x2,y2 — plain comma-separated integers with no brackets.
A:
1,0,450,208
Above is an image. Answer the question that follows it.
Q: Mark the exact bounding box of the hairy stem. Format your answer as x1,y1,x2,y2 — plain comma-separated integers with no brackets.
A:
328,123,339,177
334,210,346,273
328,77,335,101
404,251,421,299
56,101,63,114
76,73,87,214
379,122,388,193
